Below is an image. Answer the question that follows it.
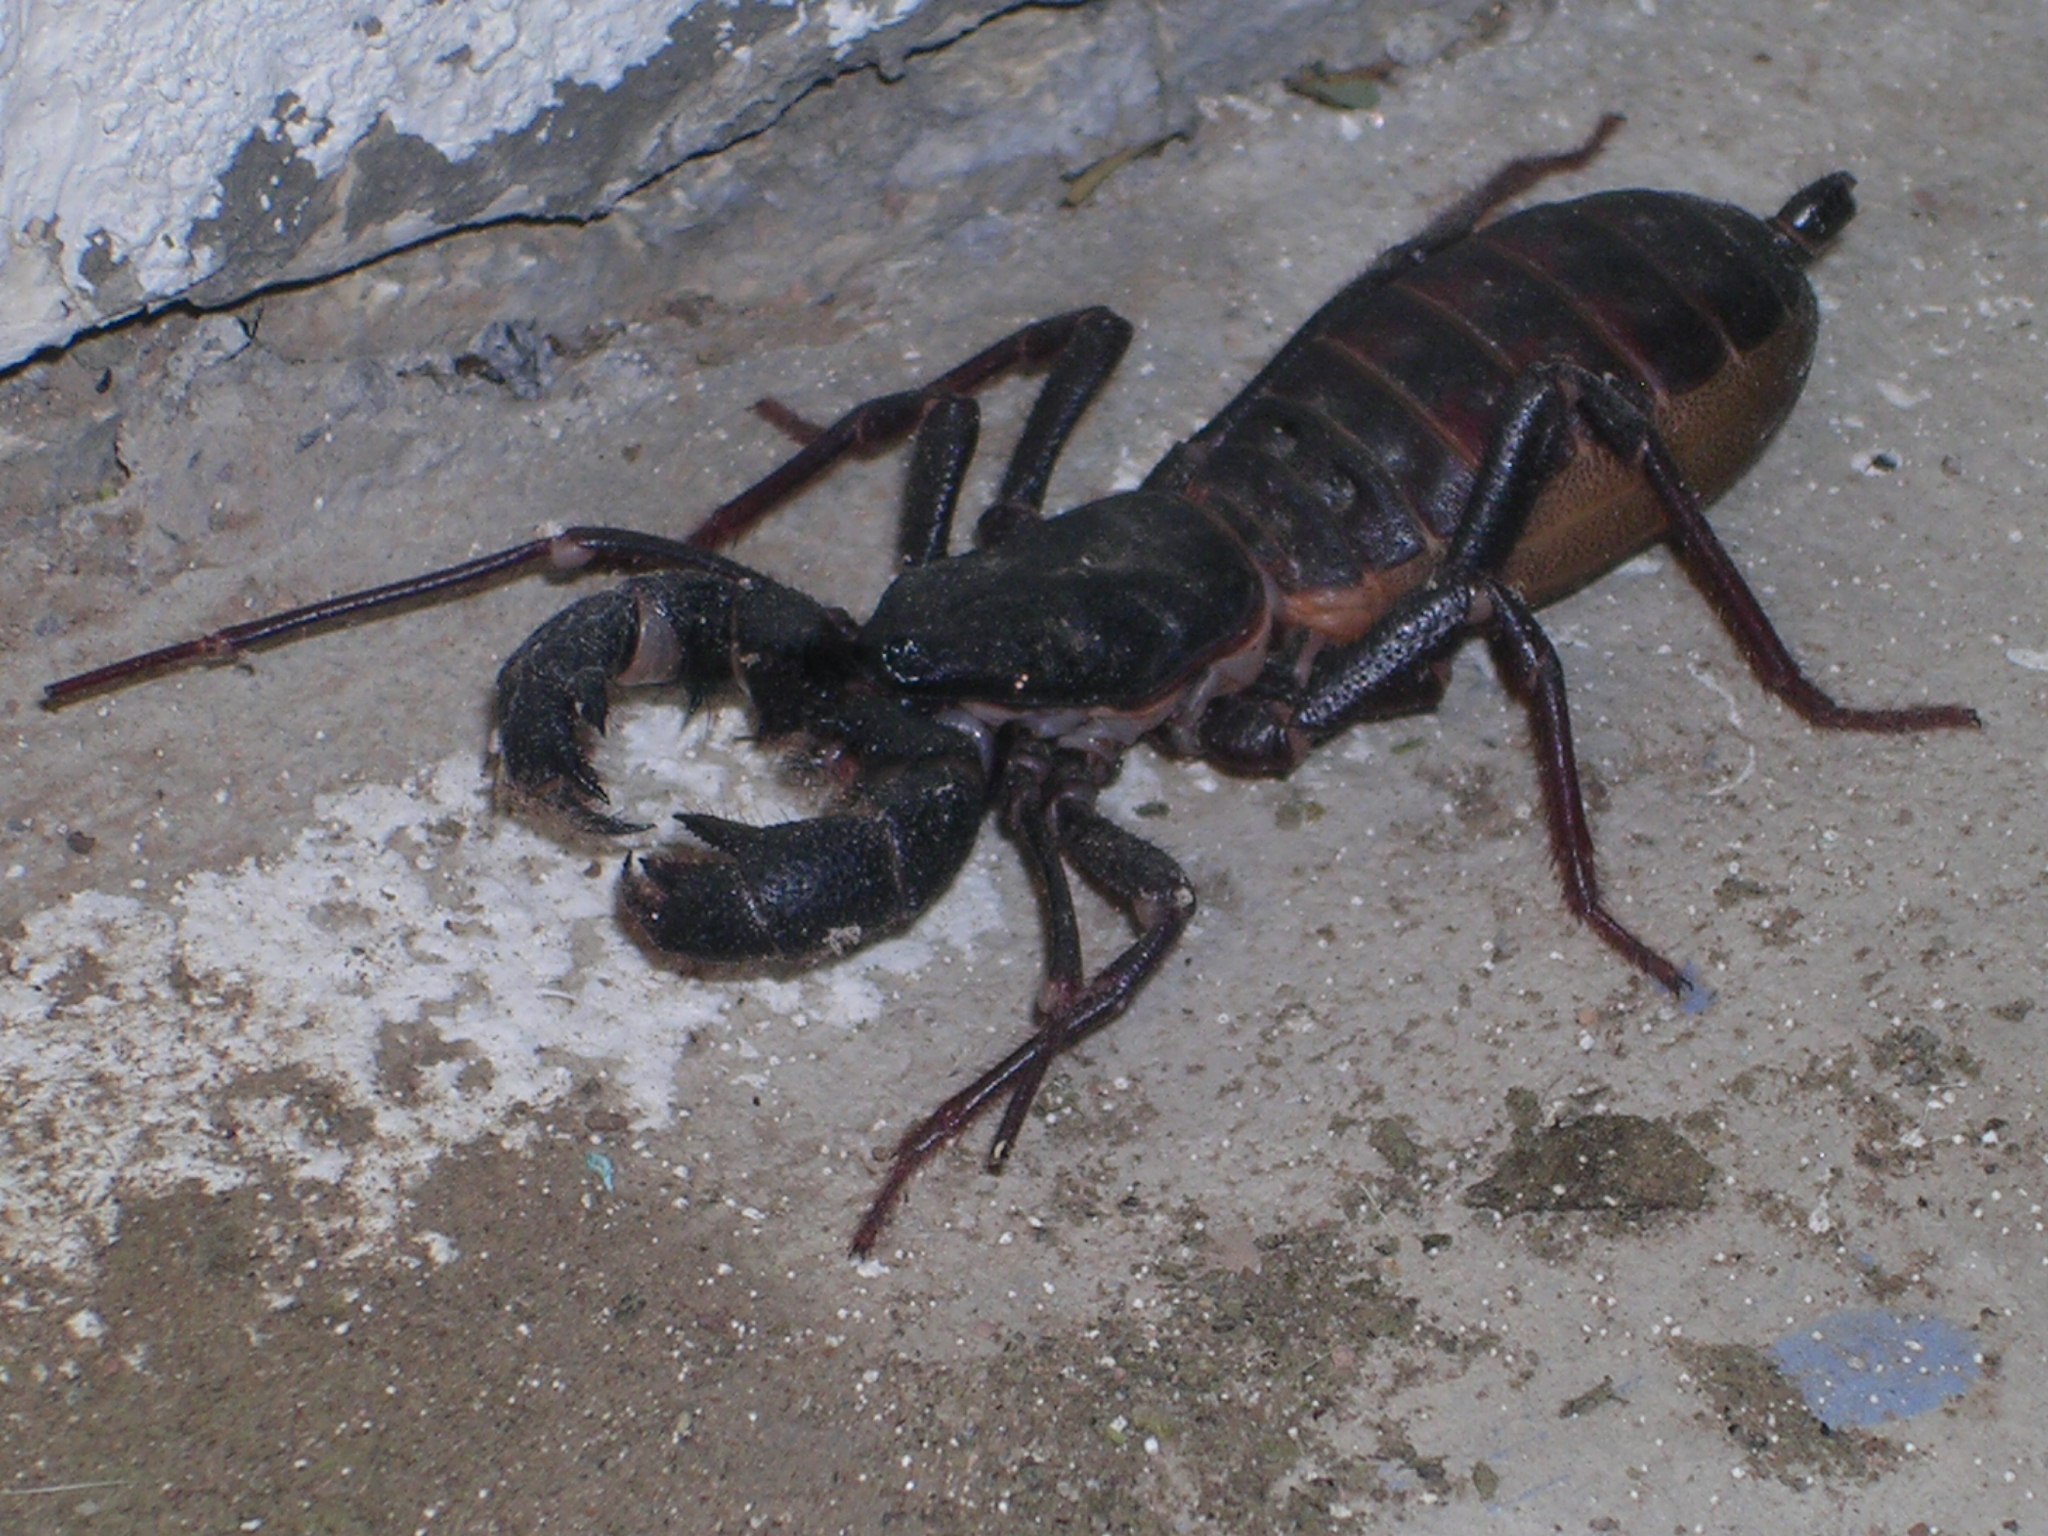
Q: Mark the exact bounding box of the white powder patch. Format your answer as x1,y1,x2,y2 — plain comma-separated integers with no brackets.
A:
0,726,1006,1276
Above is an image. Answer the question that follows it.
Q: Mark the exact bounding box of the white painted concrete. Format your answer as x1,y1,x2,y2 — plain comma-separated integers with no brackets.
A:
0,0,684,353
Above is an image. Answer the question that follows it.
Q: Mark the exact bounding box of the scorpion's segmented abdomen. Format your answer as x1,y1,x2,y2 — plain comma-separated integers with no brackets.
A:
1175,189,1820,606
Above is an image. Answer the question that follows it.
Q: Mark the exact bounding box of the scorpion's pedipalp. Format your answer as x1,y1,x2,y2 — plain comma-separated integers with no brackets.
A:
493,565,758,834
622,744,987,968
495,586,651,834
494,547,993,963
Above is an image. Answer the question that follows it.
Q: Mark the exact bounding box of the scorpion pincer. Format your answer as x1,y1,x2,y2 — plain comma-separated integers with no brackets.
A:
46,117,1978,1255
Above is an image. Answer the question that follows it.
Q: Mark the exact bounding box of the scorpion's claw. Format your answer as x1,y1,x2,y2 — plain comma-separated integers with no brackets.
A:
494,588,653,835
622,813,896,966
621,752,987,969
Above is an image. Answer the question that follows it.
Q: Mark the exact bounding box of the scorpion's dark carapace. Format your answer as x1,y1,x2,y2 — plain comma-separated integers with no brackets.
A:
44,119,1977,1257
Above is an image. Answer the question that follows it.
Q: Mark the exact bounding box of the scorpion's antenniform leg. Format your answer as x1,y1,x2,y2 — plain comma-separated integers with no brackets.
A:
42,525,753,705
690,308,1134,551
850,785,1194,1256
46,311,1132,706
494,552,991,965
1558,364,1980,733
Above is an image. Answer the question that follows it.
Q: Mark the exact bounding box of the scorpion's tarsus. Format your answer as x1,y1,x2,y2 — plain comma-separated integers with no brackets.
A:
1677,965,1717,1016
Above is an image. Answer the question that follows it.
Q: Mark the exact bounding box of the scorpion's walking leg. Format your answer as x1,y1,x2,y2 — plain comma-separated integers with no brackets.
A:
1556,363,1980,733
893,299,1135,563
896,393,981,568
1199,356,1975,999
1201,368,1693,994
1477,577,1689,992
977,306,1135,540
1367,113,1624,281
851,793,1193,1257
691,307,1133,551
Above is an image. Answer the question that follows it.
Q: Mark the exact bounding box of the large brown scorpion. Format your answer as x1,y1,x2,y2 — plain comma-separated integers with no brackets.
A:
47,119,1977,1254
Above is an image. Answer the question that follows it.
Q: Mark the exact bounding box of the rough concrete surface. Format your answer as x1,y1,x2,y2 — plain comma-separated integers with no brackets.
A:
3,0,2044,1531
1,0,1480,371
0,0,1042,368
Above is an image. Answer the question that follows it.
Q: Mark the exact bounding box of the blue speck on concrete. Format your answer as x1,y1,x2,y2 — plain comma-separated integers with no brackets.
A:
1771,1309,1979,1428
1677,963,1716,1016
584,1149,616,1193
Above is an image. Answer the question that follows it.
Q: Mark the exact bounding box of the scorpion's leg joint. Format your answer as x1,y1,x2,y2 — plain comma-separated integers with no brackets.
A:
544,534,601,573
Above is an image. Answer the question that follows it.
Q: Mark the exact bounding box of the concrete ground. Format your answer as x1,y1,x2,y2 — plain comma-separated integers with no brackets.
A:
4,1,2044,1531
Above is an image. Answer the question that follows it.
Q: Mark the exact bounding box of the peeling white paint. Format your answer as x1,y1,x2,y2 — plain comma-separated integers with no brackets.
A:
0,0,949,365
1,0,682,301
0,0,707,367
0,710,1005,1276
822,0,924,52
